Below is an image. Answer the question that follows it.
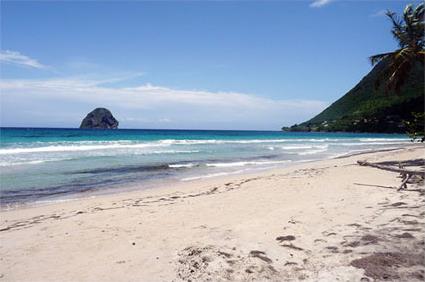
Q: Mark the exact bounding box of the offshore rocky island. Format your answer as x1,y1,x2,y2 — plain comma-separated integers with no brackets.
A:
80,108,119,129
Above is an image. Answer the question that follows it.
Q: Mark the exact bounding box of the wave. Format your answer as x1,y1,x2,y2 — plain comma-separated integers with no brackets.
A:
157,138,383,145
265,144,329,155
280,144,329,150
0,143,169,155
160,138,408,146
0,139,300,155
0,157,78,167
0,150,200,167
159,139,294,145
168,163,197,168
206,160,291,168
0,160,47,167
134,150,200,155
0,139,293,154
297,148,328,155
280,145,314,150
358,138,409,142
0,136,409,156
336,141,409,146
0,145,200,156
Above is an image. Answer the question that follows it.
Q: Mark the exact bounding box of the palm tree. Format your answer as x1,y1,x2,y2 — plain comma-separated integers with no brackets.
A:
370,3,424,92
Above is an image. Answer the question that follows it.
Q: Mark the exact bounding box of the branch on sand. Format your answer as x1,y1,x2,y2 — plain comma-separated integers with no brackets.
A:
357,161,425,191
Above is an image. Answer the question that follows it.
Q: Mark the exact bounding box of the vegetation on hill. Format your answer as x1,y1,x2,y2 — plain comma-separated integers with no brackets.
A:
284,3,424,137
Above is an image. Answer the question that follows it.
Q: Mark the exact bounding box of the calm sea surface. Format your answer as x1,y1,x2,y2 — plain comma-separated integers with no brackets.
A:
0,128,411,205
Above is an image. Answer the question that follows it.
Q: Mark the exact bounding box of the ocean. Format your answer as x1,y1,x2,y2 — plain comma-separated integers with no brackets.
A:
0,128,411,205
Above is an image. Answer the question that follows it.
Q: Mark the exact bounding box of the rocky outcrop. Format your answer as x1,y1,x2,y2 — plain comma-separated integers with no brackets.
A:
80,108,119,129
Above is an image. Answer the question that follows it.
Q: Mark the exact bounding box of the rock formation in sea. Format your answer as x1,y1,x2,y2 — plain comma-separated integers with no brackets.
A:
80,108,119,129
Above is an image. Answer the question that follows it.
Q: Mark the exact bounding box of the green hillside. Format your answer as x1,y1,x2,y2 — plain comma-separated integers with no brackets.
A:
283,60,424,133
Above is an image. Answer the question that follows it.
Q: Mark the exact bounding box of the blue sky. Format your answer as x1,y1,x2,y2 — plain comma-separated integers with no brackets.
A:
0,0,419,130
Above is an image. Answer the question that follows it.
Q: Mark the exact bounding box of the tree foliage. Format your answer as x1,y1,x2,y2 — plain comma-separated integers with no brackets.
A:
370,3,424,141
404,112,425,142
370,3,424,92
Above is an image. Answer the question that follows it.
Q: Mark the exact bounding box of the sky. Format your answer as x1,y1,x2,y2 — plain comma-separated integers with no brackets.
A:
0,0,420,130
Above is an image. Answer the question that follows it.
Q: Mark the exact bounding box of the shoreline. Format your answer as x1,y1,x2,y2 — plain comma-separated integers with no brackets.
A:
0,146,424,281
1,128,413,207
0,144,417,212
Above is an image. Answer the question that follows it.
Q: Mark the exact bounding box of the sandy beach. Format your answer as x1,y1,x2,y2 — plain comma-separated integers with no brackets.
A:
0,146,424,281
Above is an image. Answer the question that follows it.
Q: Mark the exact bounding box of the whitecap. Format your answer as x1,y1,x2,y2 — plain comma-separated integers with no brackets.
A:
297,148,328,155
205,160,291,168
0,142,169,155
168,163,197,168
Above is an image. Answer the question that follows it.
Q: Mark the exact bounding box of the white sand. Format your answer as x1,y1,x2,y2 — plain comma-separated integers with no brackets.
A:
1,146,424,281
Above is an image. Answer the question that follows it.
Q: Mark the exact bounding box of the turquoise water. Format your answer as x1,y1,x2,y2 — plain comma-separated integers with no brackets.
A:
0,128,410,205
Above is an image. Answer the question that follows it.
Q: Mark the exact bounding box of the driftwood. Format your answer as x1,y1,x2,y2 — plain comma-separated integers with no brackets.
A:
357,161,425,175
398,174,411,190
357,161,425,191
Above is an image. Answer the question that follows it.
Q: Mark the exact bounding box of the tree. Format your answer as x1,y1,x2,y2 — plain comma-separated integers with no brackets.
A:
370,3,424,92
404,112,425,142
370,3,424,141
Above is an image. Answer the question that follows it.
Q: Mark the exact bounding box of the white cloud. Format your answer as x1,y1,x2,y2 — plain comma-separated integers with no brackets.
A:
0,77,328,130
0,50,48,69
310,0,333,8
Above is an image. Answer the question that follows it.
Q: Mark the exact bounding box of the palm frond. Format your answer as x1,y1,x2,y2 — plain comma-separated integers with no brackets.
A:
396,47,415,60
391,30,411,48
386,11,407,47
386,11,403,31
403,4,414,29
369,51,396,65
404,4,413,17
413,3,424,20
371,3,424,93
